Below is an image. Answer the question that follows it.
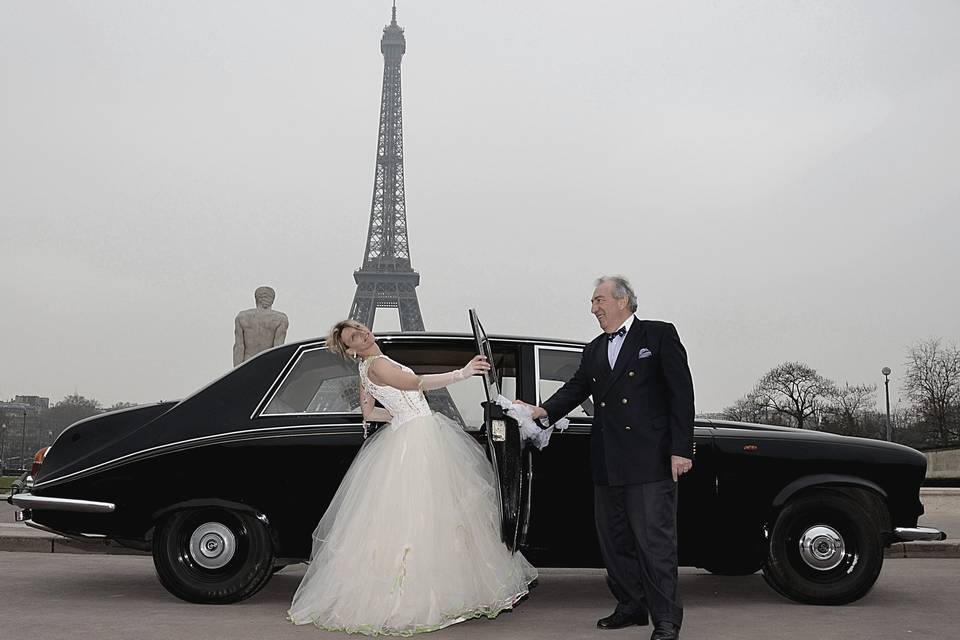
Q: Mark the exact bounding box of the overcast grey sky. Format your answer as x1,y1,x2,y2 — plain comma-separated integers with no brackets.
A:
2,1,958,413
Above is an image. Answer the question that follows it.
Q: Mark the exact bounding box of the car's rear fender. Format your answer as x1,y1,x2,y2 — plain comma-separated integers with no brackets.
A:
148,498,280,554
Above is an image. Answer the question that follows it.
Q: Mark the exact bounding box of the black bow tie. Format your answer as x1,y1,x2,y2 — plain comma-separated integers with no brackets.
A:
607,327,626,341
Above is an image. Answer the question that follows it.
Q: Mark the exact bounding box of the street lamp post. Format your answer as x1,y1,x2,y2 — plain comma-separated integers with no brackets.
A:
882,367,892,442
20,410,27,472
1,423,6,473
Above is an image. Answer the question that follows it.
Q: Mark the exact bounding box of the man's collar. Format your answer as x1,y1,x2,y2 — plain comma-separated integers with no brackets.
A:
616,315,635,335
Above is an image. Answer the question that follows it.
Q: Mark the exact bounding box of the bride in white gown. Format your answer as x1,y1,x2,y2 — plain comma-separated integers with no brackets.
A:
287,320,537,635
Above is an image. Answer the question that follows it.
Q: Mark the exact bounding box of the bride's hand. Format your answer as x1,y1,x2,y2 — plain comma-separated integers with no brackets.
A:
460,355,491,378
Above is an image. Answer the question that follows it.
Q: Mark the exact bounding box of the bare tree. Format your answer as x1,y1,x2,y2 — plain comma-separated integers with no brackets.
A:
722,391,769,423
754,362,837,430
825,382,878,437
903,339,960,445
105,401,137,412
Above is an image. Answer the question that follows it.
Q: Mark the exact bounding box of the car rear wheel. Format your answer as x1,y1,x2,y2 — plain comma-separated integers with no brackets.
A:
762,491,883,605
153,507,275,604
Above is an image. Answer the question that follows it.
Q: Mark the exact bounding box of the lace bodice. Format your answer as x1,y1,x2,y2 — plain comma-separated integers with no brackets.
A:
359,355,432,428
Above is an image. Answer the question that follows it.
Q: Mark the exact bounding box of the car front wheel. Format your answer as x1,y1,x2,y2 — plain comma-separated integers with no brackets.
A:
153,507,275,604
762,491,883,605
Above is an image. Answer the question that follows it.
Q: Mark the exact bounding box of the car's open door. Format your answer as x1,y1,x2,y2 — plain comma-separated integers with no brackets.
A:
469,309,524,553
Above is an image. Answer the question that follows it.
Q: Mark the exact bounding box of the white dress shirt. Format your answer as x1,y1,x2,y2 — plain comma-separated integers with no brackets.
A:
607,315,635,369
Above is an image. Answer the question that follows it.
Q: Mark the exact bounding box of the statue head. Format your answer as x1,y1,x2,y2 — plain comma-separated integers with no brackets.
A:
254,286,276,309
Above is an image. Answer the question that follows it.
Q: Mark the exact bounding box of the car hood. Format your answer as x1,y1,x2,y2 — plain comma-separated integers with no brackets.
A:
707,419,927,466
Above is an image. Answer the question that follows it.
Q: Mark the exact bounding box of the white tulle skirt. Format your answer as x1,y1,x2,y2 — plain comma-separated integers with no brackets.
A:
287,412,538,636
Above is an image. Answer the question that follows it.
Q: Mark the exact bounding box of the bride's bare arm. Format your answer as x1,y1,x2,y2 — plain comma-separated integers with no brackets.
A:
359,387,392,423
367,356,491,391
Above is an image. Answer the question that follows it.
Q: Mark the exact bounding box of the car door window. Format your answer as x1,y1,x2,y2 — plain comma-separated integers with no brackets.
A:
385,343,517,431
263,348,361,415
536,346,593,418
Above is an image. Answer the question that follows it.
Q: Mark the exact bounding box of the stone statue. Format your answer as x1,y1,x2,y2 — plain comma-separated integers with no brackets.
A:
233,286,289,366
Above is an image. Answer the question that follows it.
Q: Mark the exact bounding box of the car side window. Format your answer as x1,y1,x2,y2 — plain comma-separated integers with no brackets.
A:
537,346,593,418
438,374,517,431
385,344,518,431
263,348,361,415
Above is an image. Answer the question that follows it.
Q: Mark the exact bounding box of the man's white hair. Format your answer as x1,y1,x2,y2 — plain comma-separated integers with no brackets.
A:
594,275,638,312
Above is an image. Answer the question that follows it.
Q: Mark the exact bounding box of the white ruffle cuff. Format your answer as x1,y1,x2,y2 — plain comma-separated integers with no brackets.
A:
494,395,569,450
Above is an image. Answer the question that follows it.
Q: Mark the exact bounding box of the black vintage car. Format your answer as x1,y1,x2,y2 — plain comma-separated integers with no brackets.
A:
10,315,946,606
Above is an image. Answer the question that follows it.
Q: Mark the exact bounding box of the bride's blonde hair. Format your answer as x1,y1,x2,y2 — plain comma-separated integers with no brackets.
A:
326,319,365,358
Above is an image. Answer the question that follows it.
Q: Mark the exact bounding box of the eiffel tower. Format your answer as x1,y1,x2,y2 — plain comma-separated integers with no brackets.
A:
346,4,464,426
349,2,424,331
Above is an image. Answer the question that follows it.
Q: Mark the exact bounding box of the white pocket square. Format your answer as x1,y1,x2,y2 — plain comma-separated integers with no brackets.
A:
638,348,653,359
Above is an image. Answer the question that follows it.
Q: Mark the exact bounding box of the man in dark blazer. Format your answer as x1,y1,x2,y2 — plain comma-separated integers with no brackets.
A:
528,276,695,640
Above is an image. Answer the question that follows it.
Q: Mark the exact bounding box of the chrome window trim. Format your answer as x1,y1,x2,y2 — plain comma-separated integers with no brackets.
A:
534,344,588,407
33,422,363,491
11,494,116,513
377,334,582,348
533,344,585,406
258,410,360,418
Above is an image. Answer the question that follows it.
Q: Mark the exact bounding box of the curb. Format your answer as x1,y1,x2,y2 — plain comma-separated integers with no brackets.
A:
885,540,960,559
920,488,960,496
0,530,148,556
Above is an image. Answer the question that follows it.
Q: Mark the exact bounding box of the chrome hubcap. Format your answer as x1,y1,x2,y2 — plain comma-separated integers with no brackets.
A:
189,522,236,569
799,525,845,571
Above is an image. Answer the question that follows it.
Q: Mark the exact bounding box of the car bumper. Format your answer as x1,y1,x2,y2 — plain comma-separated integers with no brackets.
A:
9,493,115,513
13,509,109,541
892,526,947,542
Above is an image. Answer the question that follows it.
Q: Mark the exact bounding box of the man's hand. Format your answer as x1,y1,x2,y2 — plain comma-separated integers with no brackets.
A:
671,455,693,482
514,399,548,421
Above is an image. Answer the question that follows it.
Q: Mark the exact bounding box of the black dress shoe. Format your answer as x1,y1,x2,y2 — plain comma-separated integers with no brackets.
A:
597,610,649,629
650,620,680,640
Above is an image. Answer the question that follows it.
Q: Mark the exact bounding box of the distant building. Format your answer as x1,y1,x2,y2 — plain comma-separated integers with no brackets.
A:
0,399,43,469
14,395,49,411
1,400,37,418
1,396,47,422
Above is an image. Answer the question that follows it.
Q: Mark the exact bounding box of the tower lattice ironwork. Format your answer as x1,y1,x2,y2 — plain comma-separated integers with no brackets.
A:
349,3,424,331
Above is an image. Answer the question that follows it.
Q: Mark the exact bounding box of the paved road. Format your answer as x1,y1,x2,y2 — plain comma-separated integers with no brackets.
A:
0,554,957,640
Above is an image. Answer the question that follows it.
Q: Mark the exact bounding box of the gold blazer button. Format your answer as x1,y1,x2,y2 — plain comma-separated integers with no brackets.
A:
621,398,628,404
600,401,606,408
625,425,632,431
628,371,635,377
